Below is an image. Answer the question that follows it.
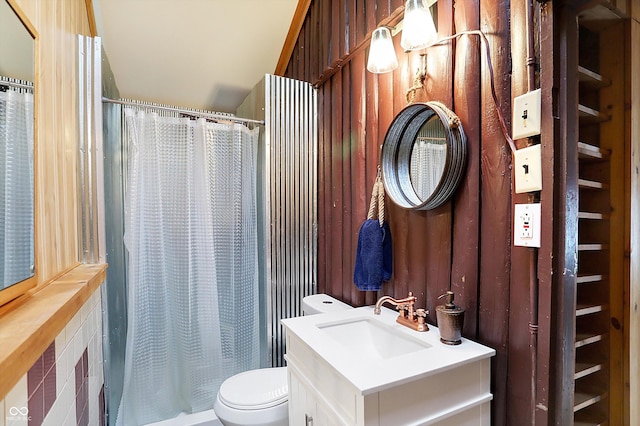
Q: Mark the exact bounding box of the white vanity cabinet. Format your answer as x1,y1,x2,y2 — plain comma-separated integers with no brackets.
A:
282,306,495,426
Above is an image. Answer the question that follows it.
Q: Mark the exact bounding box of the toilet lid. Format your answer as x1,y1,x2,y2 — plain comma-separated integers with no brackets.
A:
219,367,288,410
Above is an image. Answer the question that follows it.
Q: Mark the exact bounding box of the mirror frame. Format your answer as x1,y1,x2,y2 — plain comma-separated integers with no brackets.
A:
381,102,467,210
0,0,38,307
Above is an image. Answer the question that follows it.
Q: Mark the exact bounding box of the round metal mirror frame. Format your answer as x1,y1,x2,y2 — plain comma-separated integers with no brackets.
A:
381,102,467,210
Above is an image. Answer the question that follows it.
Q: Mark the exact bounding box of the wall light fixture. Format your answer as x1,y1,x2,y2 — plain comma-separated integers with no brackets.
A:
401,0,437,51
367,27,399,73
367,0,437,74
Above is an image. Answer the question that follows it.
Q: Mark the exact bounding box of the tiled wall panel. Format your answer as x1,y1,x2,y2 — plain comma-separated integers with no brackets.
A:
1,289,104,426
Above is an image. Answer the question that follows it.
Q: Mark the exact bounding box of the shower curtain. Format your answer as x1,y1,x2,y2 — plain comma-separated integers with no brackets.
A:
117,109,260,425
0,89,34,287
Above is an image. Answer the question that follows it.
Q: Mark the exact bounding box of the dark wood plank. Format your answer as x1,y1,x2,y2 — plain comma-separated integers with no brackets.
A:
330,72,345,299
355,0,367,46
340,64,354,303
451,0,481,340
506,0,536,423
348,0,357,54
309,0,320,83
377,0,390,24
365,0,377,34
424,0,454,324
317,85,328,294
349,53,368,307
338,0,347,60
377,65,396,299
364,49,381,307
329,0,344,66
478,0,512,424
322,0,332,75
551,4,579,424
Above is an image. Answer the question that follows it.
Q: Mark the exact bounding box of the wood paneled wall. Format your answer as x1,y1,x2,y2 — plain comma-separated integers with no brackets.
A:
282,1,547,424
11,0,92,285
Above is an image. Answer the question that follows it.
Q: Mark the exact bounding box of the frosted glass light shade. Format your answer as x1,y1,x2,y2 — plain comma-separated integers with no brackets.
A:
367,27,398,73
400,0,437,51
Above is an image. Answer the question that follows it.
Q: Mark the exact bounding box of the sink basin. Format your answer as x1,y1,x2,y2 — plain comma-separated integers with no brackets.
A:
316,317,431,361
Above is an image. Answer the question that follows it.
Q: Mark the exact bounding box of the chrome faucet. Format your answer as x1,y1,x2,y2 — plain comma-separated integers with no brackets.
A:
374,291,429,332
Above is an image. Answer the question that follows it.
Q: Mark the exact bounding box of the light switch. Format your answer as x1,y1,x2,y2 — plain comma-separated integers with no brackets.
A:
512,89,542,140
514,144,542,193
514,203,541,247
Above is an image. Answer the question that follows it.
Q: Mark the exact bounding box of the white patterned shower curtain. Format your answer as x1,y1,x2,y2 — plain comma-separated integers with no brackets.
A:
117,109,260,425
0,89,34,287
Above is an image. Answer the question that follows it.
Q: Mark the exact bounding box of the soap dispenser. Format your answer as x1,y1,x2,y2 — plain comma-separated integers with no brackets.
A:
435,291,465,345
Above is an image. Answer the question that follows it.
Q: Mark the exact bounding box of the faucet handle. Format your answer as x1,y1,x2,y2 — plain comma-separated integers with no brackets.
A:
415,308,428,318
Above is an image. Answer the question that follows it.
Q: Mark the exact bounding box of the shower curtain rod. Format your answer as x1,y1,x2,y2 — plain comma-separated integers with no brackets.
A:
0,80,33,90
101,97,265,125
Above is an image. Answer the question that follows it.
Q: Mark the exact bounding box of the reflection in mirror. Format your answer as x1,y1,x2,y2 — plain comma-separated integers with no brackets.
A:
382,102,466,211
410,116,447,201
0,0,35,294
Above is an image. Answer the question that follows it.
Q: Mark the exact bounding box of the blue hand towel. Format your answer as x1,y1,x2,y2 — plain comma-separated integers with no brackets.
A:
354,219,393,291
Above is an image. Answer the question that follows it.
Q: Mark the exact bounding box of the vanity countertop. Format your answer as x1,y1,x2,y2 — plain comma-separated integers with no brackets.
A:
282,305,495,396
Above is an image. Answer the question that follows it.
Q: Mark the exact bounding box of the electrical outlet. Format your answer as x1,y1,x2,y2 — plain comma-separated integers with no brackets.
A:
514,203,541,247
512,89,542,140
514,144,542,193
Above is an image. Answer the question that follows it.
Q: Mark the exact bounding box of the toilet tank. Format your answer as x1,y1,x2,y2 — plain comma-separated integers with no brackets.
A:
302,294,352,315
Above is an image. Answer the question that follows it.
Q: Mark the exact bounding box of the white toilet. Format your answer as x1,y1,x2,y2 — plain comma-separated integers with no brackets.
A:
213,294,352,426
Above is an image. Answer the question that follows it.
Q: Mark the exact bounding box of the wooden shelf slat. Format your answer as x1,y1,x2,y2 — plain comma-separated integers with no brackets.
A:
574,362,603,380
578,66,611,89
574,391,607,412
577,274,605,284
578,243,609,251
578,178,609,190
576,303,606,316
579,104,609,123
575,333,604,348
578,142,610,160
578,211,609,220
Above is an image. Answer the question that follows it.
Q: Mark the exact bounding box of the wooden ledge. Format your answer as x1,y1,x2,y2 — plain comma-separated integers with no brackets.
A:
0,263,107,400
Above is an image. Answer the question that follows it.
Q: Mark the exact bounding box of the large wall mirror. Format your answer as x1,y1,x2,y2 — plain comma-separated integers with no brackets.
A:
0,0,36,306
382,102,467,210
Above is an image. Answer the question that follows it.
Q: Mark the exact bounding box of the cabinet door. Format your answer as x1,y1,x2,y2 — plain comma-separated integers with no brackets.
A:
288,367,346,426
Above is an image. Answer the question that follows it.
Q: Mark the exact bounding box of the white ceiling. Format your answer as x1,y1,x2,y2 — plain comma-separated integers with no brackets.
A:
94,0,298,114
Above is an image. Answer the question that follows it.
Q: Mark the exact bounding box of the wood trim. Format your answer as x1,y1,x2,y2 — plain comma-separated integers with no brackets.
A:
5,0,37,37
275,0,313,76
629,18,640,426
599,21,626,425
2,0,39,308
552,3,580,424
312,6,405,88
85,0,98,37
0,263,107,400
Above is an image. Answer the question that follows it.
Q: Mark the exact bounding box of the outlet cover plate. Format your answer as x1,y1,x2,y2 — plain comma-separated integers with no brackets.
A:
514,203,541,247
514,144,542,193
512,89,542,140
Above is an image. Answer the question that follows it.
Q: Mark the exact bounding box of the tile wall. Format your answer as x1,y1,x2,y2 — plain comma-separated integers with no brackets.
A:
1,289,104,426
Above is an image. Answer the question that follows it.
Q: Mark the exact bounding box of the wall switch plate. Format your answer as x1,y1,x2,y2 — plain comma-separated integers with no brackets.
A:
514,144,542,193
512,89,542,140
514,203,541,247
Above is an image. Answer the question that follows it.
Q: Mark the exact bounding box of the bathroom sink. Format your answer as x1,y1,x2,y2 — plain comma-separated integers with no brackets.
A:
316,317,431,361
282,306,496,395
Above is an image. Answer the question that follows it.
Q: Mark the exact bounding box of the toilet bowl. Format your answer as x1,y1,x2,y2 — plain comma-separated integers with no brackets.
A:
213,294,352,426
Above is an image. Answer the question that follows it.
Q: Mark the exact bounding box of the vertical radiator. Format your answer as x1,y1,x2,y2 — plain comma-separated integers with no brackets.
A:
238,75,318,367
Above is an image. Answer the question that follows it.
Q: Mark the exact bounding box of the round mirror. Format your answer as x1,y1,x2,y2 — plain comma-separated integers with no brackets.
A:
382,102,466,210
